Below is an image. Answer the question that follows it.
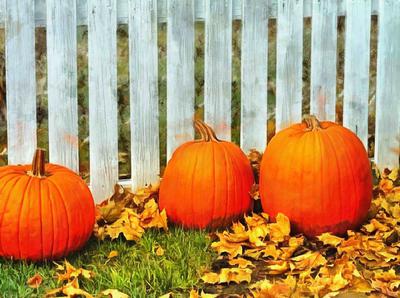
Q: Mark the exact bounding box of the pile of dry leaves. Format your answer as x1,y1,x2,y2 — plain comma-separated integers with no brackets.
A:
94,184,168,241
195,165,400,297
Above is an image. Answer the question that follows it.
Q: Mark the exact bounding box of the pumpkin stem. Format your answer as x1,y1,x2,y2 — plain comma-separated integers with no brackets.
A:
303,115,322,131
31,148,46,177
194,120,220,142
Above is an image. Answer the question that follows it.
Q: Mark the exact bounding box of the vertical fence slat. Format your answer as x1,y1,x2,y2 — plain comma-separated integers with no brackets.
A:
88,0,118,202
5,0,36,164
129,0,160,190
276,0,303,131
167,0,195,160
310,0,337,121
240,0,268,152
204,0,232,140
375,0,400,170
47,0,78,172
343,0,371,149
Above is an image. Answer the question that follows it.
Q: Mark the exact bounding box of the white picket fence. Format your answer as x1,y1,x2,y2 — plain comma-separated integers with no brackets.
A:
2,0,400,202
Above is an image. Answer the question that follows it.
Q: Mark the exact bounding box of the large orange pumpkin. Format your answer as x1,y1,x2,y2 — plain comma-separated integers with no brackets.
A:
159,120,254,229
0,149,95,261
260,115,372,237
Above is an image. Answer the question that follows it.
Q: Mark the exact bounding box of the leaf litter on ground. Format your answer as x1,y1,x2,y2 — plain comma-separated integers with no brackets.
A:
193,160,400,298
42,152,400,297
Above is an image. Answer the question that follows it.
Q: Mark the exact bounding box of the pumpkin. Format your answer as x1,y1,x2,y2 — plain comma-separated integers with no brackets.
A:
159,120,254,229
0,148,95,261
259,115,372,237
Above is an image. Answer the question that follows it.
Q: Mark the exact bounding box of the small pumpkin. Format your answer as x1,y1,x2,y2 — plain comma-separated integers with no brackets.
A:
159,120,254,229
259,115,372,237
0,149,95,261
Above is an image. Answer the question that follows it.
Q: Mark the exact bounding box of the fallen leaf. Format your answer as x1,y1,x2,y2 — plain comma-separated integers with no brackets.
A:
107,250,119,259
27,273,42,289
228,257,255,268
317,232,344,247
201,272,220,284
155,245,165,256
100,289,129,298
219,268,252,284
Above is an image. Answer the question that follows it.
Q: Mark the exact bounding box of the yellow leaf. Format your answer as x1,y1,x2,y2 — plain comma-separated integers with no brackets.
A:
201,272,220,284
317,232,343,247
269,213,290,242
363,218,390,233
189,289,199,298
261,244,281,260
388,168,399,181
228,257,255,268
100,289,129,298
219,268,252,284
291,251,327,271
155,246,165,256
264,260,290,275
210,239,243,258
56,260,95,282
46,278,94,298
159,292,173,298
107,250,119,259
105,209,144,241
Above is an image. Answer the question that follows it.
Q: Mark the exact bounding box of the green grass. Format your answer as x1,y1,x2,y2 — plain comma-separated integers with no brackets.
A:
0,228,213,298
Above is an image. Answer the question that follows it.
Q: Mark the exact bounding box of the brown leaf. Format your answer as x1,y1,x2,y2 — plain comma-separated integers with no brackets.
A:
27,273,42,289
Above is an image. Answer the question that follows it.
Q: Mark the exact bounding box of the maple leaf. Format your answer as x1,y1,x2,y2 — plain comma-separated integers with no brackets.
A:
26,273,43,289
290,251,327,272
45,278,93,298
250,276,296,298
104,209,145,241
155,245,165,256
55,260,95,282
100,289,129,298
96,199,125,224
218,268,252,284
317,232,344,247
107,250,119,259
140,199,168,231
210,238,243,258
228,257,255,268
269,213,290,242
264,260,290,275
201,272,220,284
189,289,218,298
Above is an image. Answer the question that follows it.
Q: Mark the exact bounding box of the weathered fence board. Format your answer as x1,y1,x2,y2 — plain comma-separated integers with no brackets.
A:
310,0,338,121
5,0,37,164
166,0,195,160
0,0,381,27
129,0,160,190
276,0,303,131
204,0,232,140
240,0,268,152
374,0,400,170
47,0,79,172
88,0,119,202
3,0,400,201
343,0,371,149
